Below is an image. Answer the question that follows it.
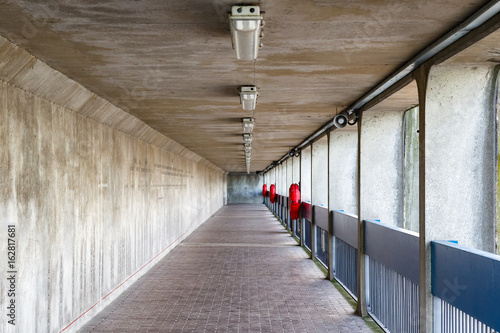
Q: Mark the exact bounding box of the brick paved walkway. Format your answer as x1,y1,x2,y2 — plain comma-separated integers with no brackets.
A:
79,204,374,332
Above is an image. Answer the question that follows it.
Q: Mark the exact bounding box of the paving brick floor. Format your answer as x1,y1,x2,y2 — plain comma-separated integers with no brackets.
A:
79,204,374,333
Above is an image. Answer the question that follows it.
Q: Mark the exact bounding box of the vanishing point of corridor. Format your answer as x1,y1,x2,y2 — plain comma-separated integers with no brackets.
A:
79,205,373,332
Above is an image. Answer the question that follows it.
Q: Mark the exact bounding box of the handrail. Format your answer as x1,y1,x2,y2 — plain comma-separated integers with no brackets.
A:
364,220,419,284
332,210,358,249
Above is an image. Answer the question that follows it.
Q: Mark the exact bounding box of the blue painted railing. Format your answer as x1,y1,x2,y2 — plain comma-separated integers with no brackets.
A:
266,198,500,333
302,202,312,251
314,206,329,267
432,241,500,332
364,220,420,333
293,218,300,239
332,210,358,299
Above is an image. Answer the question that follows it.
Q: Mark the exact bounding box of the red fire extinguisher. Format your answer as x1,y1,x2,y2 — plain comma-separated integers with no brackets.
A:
262,184,267,198
270,184,276,203
289,183,301,219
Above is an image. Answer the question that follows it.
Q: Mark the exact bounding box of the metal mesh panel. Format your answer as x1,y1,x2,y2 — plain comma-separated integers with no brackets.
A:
439,299,498,333
367,257,419,333
315,226,328,267
304,219,312,251
334,237,358,299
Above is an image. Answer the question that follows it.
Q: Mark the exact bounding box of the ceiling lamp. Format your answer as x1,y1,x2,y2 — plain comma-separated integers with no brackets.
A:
229,6,263,60
242,117,255,133
243,133,252,145
239,86,258,110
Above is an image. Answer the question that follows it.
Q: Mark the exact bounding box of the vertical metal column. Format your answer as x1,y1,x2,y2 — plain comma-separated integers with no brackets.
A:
327,131,334,280
356,110,367,316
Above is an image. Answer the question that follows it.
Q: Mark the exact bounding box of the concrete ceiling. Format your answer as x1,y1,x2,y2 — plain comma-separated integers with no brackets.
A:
0,0,494,172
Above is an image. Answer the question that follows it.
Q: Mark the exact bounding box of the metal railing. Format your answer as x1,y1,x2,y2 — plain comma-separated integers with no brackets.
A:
266,199,500,333
332,211,358,299
367,257,419,333
302,202,313,251
304,219,312,251
432,241,500,333
334,237,358,299
364,220,420,333
293,218,300,239
437,299,498,333
315,225,328,267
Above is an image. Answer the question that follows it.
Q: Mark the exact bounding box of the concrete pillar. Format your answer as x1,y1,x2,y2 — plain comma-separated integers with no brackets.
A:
360,109,405,227
329,128,358,214
312,136,328,261
300,146,312,248
416,65,498,332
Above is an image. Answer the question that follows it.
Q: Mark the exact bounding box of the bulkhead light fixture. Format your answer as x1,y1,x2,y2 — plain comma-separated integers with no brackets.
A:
333,111,348,128
242,117,255,133
239,86,258,111
243,133,253,145
229,6,263,60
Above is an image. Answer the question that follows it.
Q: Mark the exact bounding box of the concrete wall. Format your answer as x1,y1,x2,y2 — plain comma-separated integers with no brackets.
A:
424,65,497,252
301,146,312,202
0,47,224,332
329,129,358,215
360,109,404,227
292,155,300,183
227,173,263,204
286,158,293,193
403,107,419,232
312,136,329,207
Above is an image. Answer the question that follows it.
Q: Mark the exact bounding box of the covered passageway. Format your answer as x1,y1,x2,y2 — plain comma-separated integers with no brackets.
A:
1,0,500,332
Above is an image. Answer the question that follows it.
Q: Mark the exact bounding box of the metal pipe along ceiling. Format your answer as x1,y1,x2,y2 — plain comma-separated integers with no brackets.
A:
261,0,500,174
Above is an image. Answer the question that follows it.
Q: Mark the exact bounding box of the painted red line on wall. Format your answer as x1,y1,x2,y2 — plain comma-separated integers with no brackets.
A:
60,230,189,332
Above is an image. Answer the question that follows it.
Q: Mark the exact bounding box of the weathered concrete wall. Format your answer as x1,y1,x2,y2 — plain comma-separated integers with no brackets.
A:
312,136,329,207
403,107,419,232
329,129,358,215
424,65,496,252
0,67,224,332
286,158,293,194
360,109,404,227
227,173,263,204
301,146,312,202
280,163,286,195
292,155,300,184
